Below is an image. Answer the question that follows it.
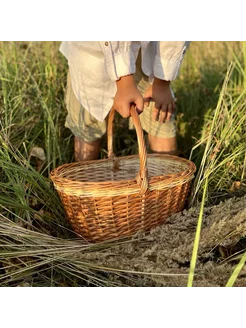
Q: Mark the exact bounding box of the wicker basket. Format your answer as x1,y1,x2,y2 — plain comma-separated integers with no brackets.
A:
50,107,196,242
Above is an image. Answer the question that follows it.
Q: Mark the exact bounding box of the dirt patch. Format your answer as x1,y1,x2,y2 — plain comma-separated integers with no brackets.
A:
83,195,246,286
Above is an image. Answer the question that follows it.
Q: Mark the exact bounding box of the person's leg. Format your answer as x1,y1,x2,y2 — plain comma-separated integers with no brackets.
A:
65,71,106,161
148,134,177,155
134,54,178,155
74,137,101,161
140,101,178,155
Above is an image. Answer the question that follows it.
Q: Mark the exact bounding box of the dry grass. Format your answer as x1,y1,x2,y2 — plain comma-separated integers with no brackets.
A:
0,41,245,286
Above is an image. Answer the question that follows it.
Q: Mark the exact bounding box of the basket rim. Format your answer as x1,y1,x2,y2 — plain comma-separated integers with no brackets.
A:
50,154,196,196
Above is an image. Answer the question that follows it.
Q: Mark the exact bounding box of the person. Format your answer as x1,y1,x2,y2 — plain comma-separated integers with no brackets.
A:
59,41,191,161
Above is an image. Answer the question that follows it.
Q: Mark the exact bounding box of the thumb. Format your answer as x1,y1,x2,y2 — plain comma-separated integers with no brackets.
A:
144,83,153,97
143,87,152,107
134,97,144,115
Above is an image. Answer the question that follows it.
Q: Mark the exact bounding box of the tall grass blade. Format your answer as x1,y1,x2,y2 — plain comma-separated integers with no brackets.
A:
187,177,208,287
226,251,246,287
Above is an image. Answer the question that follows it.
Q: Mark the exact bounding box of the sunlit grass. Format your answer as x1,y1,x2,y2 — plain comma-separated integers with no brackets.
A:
0,41,245,286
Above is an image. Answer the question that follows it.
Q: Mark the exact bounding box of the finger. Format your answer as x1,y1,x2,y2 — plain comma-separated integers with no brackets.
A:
116,104,131,118
134,97,144,115
136,107,143,115
152,104,161,121
143,87,151,99
143,97,152,107
166,103,174,122
159,105,167,123
158,110,166,123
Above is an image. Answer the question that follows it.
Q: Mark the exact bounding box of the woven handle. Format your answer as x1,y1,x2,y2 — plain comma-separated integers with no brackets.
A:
107,106,148,195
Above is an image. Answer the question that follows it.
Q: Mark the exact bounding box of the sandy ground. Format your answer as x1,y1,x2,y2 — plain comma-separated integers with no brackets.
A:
83,195,246,286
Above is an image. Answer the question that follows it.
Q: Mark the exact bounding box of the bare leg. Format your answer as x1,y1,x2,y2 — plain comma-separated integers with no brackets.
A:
148,134,178,155
74,136,101,161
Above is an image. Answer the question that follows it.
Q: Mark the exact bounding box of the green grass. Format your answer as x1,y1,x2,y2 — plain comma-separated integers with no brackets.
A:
0,41,246,286
187,177,208,287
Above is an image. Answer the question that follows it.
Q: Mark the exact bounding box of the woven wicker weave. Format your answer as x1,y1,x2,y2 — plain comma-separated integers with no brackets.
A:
50,107,196,242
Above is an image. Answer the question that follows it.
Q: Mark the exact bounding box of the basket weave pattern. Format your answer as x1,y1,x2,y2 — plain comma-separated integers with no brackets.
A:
50,107,196,242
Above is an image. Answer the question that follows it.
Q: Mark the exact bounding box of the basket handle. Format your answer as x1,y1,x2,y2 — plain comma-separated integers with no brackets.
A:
107,105,149,196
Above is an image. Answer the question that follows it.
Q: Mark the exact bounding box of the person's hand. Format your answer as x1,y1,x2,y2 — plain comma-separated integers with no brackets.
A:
144,78,175,123
113,75,144,118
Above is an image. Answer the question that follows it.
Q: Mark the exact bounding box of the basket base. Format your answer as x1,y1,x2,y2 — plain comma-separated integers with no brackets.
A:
58,181,190,243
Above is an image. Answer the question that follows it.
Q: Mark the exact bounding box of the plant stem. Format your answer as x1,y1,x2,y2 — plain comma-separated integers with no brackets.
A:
187,177,208,287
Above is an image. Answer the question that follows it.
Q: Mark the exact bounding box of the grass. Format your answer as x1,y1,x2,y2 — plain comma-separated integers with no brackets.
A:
188,61,246,204
187,177,208,287
226,250,246,287
0,41,246,286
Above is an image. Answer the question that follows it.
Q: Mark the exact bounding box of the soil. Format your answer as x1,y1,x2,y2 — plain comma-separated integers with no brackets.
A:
83,195,246,287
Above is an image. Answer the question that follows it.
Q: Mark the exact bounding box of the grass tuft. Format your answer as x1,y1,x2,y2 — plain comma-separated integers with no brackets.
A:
0,41,246,286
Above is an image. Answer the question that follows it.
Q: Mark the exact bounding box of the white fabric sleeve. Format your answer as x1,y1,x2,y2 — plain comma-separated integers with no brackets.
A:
100,41,136,81
153,41,191,81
